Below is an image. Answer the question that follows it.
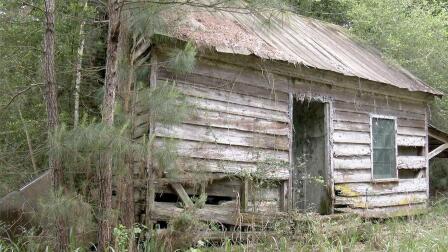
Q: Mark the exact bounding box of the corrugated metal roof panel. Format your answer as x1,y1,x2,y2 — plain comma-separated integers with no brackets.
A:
164,8,442,96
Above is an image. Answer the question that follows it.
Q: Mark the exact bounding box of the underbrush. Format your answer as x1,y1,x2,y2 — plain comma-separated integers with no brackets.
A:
1,197,447,251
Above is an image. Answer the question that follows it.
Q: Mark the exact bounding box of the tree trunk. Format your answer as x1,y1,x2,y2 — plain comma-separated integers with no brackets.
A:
74,1,88,128
98,0,121,250
43,0,62,189
116,9,136,251
43,0,67,250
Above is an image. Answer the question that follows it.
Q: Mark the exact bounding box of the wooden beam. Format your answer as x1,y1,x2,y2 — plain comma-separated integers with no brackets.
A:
240,178,249,212
151,201,287,226
429,127,448,144
279,180,287,211
429,143,448,159
170,183,194,208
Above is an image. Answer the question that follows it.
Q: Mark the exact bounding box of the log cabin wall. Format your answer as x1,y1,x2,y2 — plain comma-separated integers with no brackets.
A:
133,50,291,221
133,47,431,220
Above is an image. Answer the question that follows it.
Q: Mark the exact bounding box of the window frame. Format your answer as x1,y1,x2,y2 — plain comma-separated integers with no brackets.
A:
370,114,398,182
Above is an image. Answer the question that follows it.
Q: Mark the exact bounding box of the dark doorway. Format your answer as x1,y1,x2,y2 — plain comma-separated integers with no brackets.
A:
292,99,330,214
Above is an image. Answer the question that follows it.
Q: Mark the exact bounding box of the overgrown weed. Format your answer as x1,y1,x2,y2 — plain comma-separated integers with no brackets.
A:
1,197,448,251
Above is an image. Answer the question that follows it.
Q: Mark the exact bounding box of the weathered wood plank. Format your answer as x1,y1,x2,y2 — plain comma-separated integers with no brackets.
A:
334,111,369,124
186,96,289,122
151,201,238,225
334,169,371,183
333,101,426,117
333,122,426,137
187,109,289,136
333,121,370,132
187,59,290,94
334,178,427,197
397,127,426,137
279,180,287,211
335,192,427,209
199,54,430,103
170,183,194,208
397,135,425,146
176,82,289,112
335,110,426,128
151,201,286,226
246,200,279,213
334,158,371,169
155,124,289,150
333,143,371,157
134,109,290,137
334,106,425,121
153,177,241,198
176,158,289,180
240,178,249,212
429,143,448,159
154,139,289,163
157,67,290,101
398,118,426,128
397,156,427,169
333,131,370,144
335,203,427,218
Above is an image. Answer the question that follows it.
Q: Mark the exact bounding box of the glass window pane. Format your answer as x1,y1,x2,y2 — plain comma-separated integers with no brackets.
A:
372,118,396,179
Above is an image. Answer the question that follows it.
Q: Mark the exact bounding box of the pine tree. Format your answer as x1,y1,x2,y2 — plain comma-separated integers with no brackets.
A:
98,0,122,250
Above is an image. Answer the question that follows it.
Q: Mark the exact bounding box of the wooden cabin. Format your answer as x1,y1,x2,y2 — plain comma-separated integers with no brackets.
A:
131,8,445,224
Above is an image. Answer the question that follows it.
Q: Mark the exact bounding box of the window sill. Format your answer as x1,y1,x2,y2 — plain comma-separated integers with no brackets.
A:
371,178,399,184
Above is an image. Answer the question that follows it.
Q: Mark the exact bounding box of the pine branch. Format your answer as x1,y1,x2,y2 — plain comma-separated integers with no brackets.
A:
1,83,43,111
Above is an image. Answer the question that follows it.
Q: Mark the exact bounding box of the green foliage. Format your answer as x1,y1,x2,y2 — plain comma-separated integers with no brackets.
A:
344,0,448,127
50,120,148,184
153,139,179,176
430,158,448,194
0,0,103,196
37,190,94,250
167,42,197,74
113,224,131,252
139,81,195,126
342,0,448,191
291,0,350,25
162,211,208,250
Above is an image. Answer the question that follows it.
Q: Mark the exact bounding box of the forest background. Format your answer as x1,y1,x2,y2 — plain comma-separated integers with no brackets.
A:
0,0,447,251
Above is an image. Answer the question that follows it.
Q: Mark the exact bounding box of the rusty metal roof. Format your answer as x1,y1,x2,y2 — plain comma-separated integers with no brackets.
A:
161,7,442,96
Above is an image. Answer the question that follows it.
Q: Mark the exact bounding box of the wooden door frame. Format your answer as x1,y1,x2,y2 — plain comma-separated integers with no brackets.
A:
287,95,333,212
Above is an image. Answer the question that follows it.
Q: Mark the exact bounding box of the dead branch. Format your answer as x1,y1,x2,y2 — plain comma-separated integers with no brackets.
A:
1,83,43,111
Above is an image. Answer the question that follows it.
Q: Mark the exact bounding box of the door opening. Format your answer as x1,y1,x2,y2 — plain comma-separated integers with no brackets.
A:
292,99,330,214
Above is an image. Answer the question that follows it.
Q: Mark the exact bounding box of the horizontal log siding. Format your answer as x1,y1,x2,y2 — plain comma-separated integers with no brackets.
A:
134,55,429,215
188,55,429,214
331,90,428,211
143,61,290,185
335,203,427,218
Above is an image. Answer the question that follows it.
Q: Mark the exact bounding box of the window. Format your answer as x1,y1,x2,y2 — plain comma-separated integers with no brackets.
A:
371,117,397,180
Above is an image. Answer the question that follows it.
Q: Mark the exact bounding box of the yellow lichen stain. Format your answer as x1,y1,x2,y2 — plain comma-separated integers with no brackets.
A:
398,196,416,205
353,202,367,208
388,207,427,217
335,184,361,197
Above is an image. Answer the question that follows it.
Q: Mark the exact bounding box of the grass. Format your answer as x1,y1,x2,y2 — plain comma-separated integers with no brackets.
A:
193,197,448,252
1,197,448,251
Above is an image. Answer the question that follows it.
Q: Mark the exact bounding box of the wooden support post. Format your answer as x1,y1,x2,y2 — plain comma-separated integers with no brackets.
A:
417,169,426,178
200,182,207,197
279,180,288,211
240,178,249,212
428,143,448,159
171,183,194,208
145,50,158,229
